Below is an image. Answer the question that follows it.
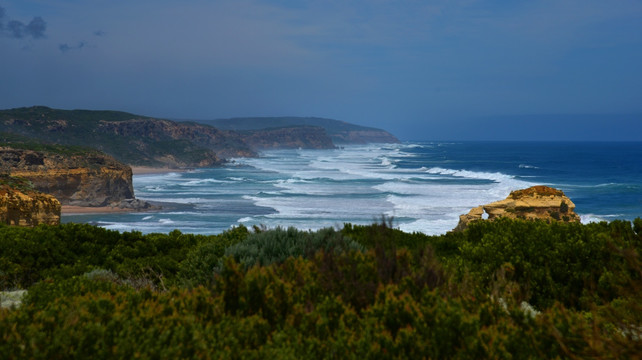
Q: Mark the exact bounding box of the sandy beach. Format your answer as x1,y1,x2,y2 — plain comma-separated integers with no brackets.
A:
61,205,135,215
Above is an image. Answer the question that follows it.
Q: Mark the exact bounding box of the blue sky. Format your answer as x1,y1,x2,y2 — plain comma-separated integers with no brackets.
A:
1,0,641,140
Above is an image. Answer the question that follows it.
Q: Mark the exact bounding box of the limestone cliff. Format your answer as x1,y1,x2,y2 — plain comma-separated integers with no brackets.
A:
97,118,256,161
240,126,335,150
0,106,255,167
0,177,60,226
454,186,581,231
0,148,134,207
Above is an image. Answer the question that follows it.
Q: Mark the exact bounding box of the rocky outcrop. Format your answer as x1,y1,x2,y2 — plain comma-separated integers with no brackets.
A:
0,178,60,226
241,126,335,150
454,186,581,231
97,118,256,160
0,148,134,207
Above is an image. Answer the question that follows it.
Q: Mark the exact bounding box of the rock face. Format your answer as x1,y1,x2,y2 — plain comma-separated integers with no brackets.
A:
200,116,400,145
328,129,400,145
0,180,61,226
0,106,255,167
454,186,581,231
240,126,335,150
0,148,134,207
97,118,256,161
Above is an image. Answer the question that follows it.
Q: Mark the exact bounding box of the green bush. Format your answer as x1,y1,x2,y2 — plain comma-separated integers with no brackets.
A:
1,218,642,358
177,225,250,286
224,226,364,269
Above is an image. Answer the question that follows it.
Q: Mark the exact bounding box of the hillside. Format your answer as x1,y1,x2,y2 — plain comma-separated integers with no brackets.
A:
240,126,335,150
0,106,254,167
196,116,400,144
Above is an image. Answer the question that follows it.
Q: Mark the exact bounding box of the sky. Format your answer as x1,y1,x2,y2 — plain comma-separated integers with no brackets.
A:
1,0,641,141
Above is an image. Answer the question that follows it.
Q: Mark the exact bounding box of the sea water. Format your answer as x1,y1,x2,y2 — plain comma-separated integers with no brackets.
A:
62,141,642,235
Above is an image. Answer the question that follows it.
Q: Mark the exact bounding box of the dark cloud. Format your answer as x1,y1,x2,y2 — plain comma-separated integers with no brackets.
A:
7,20,24,38
93,30,105,37
59,41,86,53
26,17,46,39
0,7,46,39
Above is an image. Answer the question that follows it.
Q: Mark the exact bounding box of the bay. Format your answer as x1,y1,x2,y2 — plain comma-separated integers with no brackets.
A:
62,141,642,235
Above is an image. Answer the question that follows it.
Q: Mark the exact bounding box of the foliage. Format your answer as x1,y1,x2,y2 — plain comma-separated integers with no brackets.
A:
177,225,250,286
0,174,36,193
0,224,245,289
0,218,641,358
0,132,104,157
438,218,642,309
224,226,363,269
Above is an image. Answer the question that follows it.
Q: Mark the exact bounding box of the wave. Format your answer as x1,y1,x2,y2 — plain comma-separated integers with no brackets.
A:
380,156,395,168
99,142,640,236
424,167,519,183
183,178,231,186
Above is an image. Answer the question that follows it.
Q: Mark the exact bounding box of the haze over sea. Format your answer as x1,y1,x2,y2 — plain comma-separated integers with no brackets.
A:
62,141,642,235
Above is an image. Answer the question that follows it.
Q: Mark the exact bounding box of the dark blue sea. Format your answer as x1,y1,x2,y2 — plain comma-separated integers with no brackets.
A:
62,142,642,235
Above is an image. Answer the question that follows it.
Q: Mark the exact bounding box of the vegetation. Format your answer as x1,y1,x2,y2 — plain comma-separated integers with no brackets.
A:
0,106,234,166
0,132,105,157
1,218,641,358
197,116,400,144
0,174,36,193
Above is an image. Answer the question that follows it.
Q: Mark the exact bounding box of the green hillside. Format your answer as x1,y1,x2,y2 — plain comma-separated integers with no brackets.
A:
197,116,400,144
0,106,253,167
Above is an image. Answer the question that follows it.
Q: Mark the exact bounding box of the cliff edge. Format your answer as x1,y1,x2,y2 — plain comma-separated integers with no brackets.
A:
0,147,134,207
0,175,60,226
454,186,581,231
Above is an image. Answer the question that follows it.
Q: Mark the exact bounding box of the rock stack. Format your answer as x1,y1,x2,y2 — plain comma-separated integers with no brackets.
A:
454,185,580,231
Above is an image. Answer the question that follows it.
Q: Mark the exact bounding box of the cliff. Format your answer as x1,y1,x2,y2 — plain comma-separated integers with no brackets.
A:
196,117,400,145
0,106,255,167
328,129,400,144
240,126,335,150
0,147,134,207
454,186,581,231
0,176,60,226
97,118,256,161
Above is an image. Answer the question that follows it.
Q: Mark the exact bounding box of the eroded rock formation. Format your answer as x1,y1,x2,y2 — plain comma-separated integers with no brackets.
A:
454,186,581,231
0,148,134,207
0,179,60,226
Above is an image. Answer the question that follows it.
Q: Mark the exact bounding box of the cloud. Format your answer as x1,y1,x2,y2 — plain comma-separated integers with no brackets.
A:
93,30,105,37
0,6,46,39
59,41,87,53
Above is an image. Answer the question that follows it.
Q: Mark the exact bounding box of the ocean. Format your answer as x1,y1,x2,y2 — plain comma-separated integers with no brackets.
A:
62,141,642,235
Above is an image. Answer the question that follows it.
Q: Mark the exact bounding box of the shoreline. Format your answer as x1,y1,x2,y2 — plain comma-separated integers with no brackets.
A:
61,205,135,215
131,166,192,175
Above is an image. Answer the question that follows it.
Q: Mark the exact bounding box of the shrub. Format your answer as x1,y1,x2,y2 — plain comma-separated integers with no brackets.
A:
224,226,363,269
